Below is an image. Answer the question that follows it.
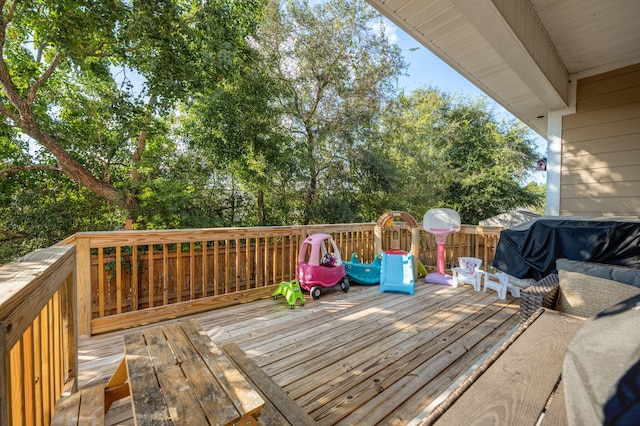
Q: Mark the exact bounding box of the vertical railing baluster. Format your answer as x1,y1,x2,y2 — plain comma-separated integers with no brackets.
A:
148,245,154,308
98,248,105,318
132,246,138,311
202,242,209,297
116,246,122,314
162,244,168,306
190,242,196,299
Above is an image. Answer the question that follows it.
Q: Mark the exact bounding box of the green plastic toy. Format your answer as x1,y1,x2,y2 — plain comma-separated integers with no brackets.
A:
273,279,305,309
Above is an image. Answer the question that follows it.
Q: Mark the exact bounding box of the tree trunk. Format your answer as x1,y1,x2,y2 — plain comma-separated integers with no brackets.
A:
128,95,157,227
257,189,265,225
0,46,136,218
303,124,316,225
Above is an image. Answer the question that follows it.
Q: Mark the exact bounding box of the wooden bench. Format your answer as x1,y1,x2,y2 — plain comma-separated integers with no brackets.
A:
222,343,316,426
51,384,105,426
421,309,585,426
107,318,264,425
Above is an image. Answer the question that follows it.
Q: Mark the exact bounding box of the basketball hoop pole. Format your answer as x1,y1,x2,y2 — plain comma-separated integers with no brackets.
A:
423,208,460,286
425,232,453,285
436,233,447,275
424,232,453,285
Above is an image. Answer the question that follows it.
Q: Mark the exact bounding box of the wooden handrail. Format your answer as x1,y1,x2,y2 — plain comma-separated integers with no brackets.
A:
0,246,77,426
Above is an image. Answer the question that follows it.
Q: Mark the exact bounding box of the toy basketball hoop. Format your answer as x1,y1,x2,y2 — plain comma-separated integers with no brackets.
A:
423,208,461,285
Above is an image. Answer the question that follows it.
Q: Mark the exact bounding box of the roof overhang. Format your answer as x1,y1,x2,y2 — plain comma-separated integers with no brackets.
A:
366,0,640,138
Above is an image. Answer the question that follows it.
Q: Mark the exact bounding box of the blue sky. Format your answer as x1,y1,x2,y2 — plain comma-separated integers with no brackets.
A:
392,31,486,97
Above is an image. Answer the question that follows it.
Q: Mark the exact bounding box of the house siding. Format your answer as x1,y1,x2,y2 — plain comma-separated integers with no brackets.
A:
561,63,640,217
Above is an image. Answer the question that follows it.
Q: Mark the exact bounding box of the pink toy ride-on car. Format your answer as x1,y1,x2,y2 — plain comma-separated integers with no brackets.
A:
297,233,349,299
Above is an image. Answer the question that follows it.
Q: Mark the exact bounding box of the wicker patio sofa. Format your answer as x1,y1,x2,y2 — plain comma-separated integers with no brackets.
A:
520,258,640,323
520,273,559,322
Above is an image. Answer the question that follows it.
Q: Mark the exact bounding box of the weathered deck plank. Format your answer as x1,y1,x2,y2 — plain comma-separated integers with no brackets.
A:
77,281,520,426
289,291,497,403
383,315,520,425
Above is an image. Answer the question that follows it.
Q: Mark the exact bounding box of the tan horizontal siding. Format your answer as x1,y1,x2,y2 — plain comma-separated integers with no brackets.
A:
559,210,640,218
563,102,640,130
563,117,640,143
577,62,640,86
561,148,640,171
577,63,640,99
561,181,640,198
561,63,640,217
576,85,640,114
560,164,640,185
563,133,640,157
560,196,640,214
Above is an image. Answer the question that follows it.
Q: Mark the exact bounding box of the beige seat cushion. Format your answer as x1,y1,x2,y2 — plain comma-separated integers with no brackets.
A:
557,270,640,318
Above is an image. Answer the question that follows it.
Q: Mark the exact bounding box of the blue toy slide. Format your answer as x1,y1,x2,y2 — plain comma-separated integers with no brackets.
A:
380,252,415,295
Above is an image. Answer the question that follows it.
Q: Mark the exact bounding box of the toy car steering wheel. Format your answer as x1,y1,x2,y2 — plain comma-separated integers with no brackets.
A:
322,253,334,266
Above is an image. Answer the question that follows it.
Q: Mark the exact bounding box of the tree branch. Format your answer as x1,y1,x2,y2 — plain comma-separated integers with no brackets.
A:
0,100,20,122
0,0,17,30
0,2,25,111
0,228,27,241
19,122,123,205
27,51,62,106
0,4,124,210
3,0,18,26
131,94,157,184
0,163,62,178
0,59,26,111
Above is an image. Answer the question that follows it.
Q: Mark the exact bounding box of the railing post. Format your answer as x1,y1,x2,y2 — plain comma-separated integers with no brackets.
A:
374,225,382,255
62,272,78,393
75,236,92,336
0,321,7,426
410,228,420,280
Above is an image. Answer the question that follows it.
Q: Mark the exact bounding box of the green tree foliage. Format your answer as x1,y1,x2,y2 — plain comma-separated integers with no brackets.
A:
256,0,406,224
0,0,266,219
0,0,267,260
178,50,295,227
383,88,544,224
0,0,546,264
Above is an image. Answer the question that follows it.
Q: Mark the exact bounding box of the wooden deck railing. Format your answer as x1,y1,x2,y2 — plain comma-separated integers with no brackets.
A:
61,225,377,335
0,246,77,426
57,223,503,335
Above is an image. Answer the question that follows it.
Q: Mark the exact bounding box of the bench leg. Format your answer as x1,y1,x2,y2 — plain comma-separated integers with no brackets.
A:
105,358,131,411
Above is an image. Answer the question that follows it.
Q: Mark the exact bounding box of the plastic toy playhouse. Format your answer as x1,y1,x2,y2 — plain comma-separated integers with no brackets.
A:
297,233,349,299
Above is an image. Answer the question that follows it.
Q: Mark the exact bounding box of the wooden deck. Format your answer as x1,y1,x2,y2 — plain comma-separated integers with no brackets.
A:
78,280,521,425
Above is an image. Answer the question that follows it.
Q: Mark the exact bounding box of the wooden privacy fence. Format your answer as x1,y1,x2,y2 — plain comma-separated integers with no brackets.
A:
0,246,77,426
61,223,503,336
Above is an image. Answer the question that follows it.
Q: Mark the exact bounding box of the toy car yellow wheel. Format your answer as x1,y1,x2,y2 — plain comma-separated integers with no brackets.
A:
340,277,349,292
311,286,322,299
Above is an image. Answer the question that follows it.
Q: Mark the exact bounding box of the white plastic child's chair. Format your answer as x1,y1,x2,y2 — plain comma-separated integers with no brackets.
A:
483,271,508,299
452,257,484,291
483,270,521,299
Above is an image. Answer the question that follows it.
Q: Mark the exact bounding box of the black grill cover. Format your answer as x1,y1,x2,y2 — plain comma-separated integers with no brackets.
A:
492,218,640,280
